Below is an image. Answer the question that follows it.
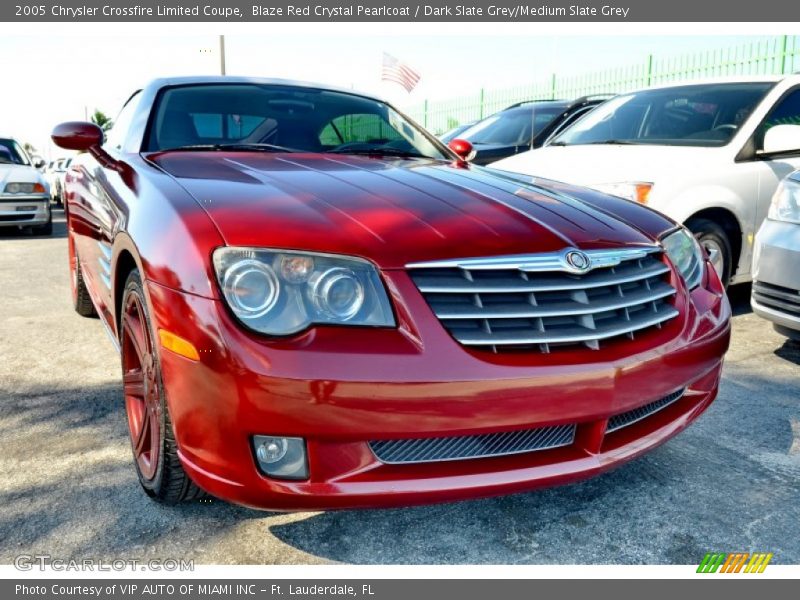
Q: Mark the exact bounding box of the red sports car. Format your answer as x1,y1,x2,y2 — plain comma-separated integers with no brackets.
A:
52,77,730,510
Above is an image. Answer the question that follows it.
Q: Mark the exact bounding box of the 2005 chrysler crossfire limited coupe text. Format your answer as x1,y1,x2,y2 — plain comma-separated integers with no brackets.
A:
51,77,731,510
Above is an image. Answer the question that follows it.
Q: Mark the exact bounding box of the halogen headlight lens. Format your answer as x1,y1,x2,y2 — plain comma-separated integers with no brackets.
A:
310,268,365,320
662,228,704,290
768,177,800,224
592,182,653,204
213,248,395,336
4,183,37,194
221,259,280,319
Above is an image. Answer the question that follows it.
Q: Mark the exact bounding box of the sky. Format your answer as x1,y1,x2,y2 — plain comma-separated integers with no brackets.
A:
0,33,777,159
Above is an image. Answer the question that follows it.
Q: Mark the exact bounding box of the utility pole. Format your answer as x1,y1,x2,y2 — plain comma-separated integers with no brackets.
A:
219,35,226,75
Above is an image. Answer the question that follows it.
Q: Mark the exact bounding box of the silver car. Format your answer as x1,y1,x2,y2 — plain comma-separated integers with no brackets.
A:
0,137,52,235
752,170,800,340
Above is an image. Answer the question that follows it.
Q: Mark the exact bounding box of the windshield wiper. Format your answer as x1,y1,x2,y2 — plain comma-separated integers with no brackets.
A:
549,139,641,147
326,146,427,159
160,142,301,153
583,139,641,145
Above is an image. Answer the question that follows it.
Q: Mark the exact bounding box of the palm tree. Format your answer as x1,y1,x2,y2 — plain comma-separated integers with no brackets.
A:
91,109,114,132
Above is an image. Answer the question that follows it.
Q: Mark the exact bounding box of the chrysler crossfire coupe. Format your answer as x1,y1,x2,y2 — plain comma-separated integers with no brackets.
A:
52,77,731,510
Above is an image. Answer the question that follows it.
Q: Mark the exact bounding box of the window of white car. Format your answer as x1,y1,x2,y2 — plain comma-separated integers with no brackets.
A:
549,82,774,148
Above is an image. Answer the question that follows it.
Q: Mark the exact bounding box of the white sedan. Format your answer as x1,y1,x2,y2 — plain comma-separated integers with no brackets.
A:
0,137,52,235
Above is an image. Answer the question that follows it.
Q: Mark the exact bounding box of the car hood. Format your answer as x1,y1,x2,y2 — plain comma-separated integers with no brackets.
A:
0,164,42,188
491,144,720,187
151,152,667,269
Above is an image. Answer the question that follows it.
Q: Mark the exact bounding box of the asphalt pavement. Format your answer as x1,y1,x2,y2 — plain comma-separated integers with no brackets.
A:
1,210,798,565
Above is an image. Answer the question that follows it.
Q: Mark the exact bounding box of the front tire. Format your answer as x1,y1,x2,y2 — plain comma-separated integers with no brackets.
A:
120,270,204,504
69,233,97,318
686,217,732,287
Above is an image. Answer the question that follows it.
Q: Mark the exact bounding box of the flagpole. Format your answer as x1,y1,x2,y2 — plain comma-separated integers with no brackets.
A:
219,35,226,75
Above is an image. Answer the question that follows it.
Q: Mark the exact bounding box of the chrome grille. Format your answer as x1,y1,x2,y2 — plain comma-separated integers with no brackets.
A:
753,281,800,318
607,389,685,433
369,424,575,464
408,247,679,353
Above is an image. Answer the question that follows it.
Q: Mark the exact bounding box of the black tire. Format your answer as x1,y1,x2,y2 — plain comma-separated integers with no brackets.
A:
686,217,732,287
73,251,98,318
121,270,205,505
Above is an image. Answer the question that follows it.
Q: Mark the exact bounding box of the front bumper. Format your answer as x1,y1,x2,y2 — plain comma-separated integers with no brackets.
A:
751,219,800,337
0,195,50,227
146,262,730,511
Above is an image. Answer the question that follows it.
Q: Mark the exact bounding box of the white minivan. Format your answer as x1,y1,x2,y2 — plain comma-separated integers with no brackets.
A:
491,76,800,286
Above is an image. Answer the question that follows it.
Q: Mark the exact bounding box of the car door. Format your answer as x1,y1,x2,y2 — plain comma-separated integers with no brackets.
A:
69,94,141,325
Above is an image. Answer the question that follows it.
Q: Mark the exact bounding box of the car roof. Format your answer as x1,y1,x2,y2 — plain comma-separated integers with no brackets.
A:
145,76,389,104
624,74,800,94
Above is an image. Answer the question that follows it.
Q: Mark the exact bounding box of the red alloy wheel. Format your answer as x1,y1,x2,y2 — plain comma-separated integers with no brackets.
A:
121,290,161,482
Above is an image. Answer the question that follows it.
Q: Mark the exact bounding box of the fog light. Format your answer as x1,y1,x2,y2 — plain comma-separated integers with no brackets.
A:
252,435,308,480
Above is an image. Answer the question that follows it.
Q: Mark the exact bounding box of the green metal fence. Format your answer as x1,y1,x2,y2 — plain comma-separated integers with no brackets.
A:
405,35,800,135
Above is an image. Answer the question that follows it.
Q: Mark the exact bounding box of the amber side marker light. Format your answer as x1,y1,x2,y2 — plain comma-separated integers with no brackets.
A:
633,183,653,204
158,329,200,361
33,183,47,194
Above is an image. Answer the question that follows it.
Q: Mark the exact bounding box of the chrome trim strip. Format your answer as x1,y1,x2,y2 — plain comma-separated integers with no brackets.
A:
454,307,679,346
417,262,670,294
406,245,661,274
435,285,676,320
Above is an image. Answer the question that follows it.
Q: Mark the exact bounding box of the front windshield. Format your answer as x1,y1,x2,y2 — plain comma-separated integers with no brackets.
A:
0,139,30,165
551,82,774,147
461,105,564,145
146,84,449,159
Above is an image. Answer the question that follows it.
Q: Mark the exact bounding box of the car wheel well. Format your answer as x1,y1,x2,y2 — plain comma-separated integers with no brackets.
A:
114,250,138,337
685,208,742,277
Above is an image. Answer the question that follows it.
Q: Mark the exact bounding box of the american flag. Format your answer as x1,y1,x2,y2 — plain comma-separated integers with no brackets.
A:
381,53,421,93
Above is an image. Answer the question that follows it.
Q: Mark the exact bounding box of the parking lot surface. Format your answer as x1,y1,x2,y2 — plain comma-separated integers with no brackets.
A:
1,210,798,565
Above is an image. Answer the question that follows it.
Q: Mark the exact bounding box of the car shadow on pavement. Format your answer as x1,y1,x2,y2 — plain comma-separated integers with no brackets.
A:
0,381,266,563
775,339,800,366
727,283,752,317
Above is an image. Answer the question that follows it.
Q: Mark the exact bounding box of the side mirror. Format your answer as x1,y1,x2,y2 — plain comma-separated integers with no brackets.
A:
32,156,46,170
761,124,800,155
51,122,118,170
52,121,103,151
448,138,476,162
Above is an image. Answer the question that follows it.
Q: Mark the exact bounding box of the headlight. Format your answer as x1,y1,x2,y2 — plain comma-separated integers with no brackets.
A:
768,177,800,224
592,182,653,204
213,248,395,336
661,228,704,290
4,182,46,194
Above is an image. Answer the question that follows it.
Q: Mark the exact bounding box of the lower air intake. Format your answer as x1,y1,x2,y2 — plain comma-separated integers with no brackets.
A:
607,389,686,433
369,424,575,464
